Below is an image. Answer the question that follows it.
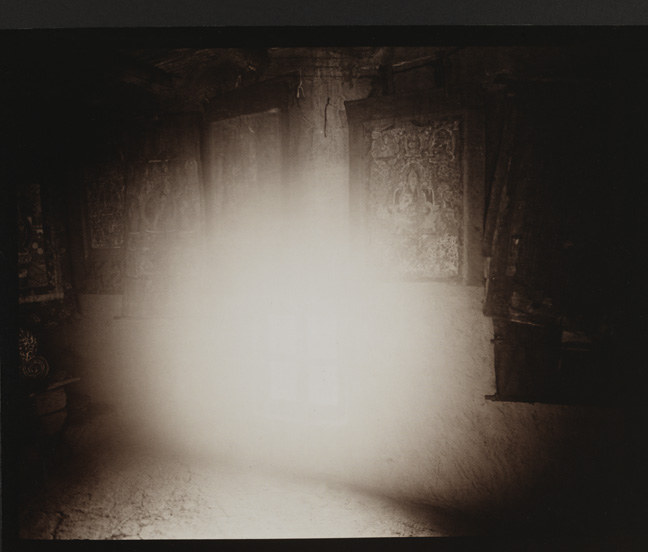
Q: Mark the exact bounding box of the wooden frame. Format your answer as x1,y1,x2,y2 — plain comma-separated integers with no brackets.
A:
345,86,485,285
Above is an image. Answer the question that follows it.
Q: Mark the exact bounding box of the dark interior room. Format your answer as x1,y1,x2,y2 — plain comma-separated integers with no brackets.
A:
2,27,648,544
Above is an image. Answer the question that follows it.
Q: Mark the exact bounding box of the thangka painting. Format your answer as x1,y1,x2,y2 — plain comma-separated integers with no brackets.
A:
18,183,65,303
80,163,126,293
121,115,204,317
122,156,203,316
346,90,484,284
366,119,464,279
84,163,126,250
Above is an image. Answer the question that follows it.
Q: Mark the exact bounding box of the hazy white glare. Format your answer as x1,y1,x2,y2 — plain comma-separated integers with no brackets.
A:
116,148,498,503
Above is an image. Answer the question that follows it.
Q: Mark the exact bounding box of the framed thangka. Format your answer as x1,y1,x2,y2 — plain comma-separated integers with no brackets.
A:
345,88,484,284
121,114,204,318
79,161,126,294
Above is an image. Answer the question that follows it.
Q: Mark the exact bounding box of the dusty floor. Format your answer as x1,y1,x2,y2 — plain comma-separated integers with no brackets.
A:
18,415,469,540
15,408,644,545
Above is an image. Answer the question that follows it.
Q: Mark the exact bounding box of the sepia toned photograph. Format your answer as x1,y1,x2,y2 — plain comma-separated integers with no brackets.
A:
2,24,648,547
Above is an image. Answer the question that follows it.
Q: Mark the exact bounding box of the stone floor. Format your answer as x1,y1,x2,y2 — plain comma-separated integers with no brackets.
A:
15,410,645,546
18,416,468,540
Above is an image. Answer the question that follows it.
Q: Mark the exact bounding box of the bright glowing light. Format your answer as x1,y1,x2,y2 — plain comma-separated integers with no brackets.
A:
308,362,339,406
116,114,494,511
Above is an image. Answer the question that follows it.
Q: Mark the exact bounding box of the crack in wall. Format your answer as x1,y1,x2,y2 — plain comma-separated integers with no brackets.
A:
51,511,68,540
